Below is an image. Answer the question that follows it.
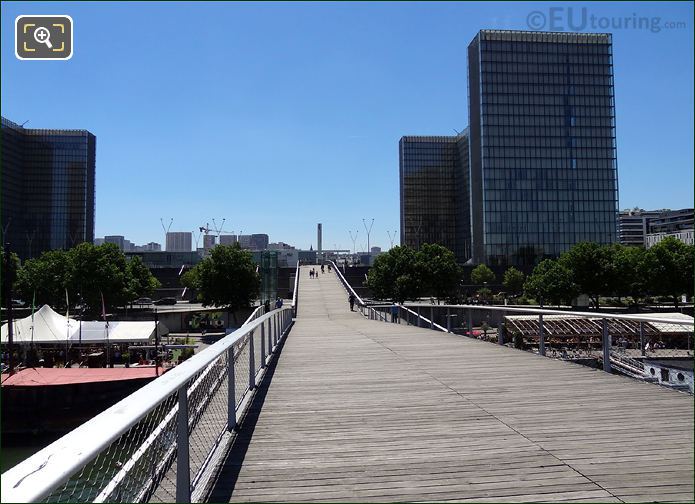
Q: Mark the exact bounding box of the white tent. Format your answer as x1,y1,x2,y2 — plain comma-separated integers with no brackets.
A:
1,305,167,344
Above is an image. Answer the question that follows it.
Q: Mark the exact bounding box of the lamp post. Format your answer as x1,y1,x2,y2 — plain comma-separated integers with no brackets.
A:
362,218,374,254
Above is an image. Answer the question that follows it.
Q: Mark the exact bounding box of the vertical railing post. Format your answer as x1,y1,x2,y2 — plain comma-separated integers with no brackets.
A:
268,316,273,351
248,331,255,390
639,321,645,357
539,314,545,356
430,307,434,329
227,347,237,431
260,322,266,369
498,319,505,345
446,307,451,332
176,387,191,503
467,308,472,337
416,307,421,327
602,318,611,373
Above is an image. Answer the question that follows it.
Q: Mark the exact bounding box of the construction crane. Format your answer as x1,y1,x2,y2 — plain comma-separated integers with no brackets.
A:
199,222,212,235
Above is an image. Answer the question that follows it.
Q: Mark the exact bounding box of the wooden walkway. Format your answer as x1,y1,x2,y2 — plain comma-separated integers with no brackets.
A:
208,266,694,503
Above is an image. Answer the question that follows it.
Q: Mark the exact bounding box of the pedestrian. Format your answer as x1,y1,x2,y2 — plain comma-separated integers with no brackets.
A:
275,297,283,309
264,299,270,313
328,264,332,272
310,269,314,278
390,304,399,323
321,264,325,274
348,293,356,311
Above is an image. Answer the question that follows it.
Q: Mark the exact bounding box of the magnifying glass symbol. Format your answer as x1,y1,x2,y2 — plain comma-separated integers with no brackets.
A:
34,27,53,49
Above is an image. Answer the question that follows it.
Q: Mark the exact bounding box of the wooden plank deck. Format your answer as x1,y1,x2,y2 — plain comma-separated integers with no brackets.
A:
208,266,694,503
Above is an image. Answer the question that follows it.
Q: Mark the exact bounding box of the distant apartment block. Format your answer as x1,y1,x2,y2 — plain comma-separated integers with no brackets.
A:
619,209,665,247
645,208,694,248
237,234,269,250
1,117,96,260
203,234,216,251
219,234,238,246
104,235,125,250
166,231,192,252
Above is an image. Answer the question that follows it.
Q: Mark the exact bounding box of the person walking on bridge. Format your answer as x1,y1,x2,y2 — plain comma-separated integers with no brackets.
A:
348,293,356,311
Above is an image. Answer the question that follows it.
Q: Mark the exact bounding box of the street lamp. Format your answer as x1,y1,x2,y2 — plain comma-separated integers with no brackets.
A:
362,218,374,253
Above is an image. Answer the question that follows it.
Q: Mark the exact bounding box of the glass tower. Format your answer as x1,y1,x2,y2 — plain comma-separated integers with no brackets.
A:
1,117,96,260
468,30,618,267
399,132,470,263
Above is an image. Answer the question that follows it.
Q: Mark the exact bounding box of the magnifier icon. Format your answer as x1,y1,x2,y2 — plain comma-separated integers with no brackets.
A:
34,26,53,49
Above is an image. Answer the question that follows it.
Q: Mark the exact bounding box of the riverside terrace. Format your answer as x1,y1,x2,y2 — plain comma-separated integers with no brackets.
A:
2,263,693,503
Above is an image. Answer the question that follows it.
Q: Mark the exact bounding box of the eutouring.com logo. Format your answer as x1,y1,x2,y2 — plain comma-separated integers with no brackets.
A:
526,8,687,34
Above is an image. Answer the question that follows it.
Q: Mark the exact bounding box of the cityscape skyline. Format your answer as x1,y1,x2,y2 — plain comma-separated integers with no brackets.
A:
1,2,692,252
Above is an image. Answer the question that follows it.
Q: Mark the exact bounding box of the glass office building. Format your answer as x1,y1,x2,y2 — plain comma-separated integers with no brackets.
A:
468,30,618,267
1,117,96,260
399,132,470,263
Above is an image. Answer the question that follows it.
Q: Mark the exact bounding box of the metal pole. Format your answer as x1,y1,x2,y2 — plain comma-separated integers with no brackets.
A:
154,309,159,377
446,308,451,332
260,322,266,369
267,318,272,354
3,246,14,375
539,314,545,356
467,308,473,337
416,307,421,327
602,318,611,373
639,321,645,357
430,307,434,329
248,331,255,390
227,347,237,431
176,387,191,503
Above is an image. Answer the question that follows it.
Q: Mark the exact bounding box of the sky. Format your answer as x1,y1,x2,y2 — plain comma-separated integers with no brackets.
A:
1,1,693,252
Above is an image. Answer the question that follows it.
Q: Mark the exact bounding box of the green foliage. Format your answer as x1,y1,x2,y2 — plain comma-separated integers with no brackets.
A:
558,241,613,309
366,246,421,303
643,237,694,307
127,255,161,298
183,245,260,313
502,267,525,297
608,244,647,301
14,243,159,316
470,264,496,285
524,259,579,307
365,244,462,303
415,244,462,301
1,247,21,306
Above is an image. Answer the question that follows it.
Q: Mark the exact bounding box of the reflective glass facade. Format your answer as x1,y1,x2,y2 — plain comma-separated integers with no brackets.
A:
1,117,96,260
399,133,470,263
469,30,618,267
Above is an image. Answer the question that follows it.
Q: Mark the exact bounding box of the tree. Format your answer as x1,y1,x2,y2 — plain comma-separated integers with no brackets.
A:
182,245,260,324
14,243,160,317
415,244,461,302
502,267,525,298
69,243,132,316
608,244,647,303
365,246,421,303
559,242,613,310
470,264,495,285
524,259,579,307
127,255,161,299
643,237,694,308
1,247,21,306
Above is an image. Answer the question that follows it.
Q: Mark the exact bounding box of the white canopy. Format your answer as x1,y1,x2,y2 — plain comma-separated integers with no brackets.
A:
1,305,167,344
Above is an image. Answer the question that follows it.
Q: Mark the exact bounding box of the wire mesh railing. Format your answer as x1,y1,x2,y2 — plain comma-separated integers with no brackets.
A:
1,307,295,503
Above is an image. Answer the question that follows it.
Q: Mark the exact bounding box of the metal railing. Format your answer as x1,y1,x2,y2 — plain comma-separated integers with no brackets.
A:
1,306,296,503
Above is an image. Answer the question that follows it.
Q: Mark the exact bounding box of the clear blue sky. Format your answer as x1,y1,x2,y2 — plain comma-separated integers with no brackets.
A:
2,1,693,251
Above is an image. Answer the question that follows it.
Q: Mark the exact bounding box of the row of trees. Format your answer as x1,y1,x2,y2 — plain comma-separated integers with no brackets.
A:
366,244,461,302
2,243,161,316
523,237,694,308
365,237,694,309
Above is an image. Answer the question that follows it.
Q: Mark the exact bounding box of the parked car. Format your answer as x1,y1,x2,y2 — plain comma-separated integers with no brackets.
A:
154,297,177,306
134,297,153,305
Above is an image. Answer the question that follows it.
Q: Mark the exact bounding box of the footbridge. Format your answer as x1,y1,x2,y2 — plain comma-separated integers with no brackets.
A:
2,264,693,503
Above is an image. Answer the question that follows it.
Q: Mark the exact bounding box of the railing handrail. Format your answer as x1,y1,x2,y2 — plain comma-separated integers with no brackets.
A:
398,304,449,332
388,302,695,327
329,260,364,305
1,306,295,503
292,260,300,313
